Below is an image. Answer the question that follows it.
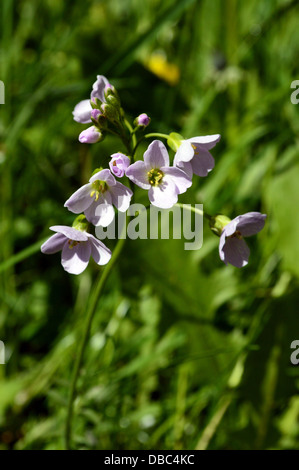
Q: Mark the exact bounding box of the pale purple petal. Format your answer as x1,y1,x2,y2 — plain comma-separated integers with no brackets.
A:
235,212,267,237
85,200,115,227
219,232,227,262
84,191,112,225
174,160,193,179
64,183,94,214
190,149,215,177
79,126,101,144
222,219,239,238
49,226,88,241
144,140,169,170
219,236,250,268
187,134,221,150
174,141,194,163
126,160,150,189
61,241,91,275
162,166,192,194
88,235,112,266
148,178,178,209
41,233,66,254
89,169,116,186
91,75,110,103
109,182,133,211
72,100,92,124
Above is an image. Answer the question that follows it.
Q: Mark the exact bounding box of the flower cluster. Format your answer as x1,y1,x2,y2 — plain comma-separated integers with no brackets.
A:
42,74,267,274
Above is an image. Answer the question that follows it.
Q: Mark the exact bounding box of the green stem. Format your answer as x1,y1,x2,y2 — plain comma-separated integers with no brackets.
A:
64,234,126,450
0,238,48,274
124,118,137,154
105,127,121,138
174,202,212,221
144,132,170,140
132,132,170,157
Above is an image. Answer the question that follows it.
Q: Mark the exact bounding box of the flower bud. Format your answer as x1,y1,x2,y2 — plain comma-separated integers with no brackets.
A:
109,153,130,178
79,126,103,144
209,214,231,236
134,113,151,128
91,109,101,120
104,84,119,100
100,103,119,122
91,97,102,108
105,94,120,108
90,109,108,130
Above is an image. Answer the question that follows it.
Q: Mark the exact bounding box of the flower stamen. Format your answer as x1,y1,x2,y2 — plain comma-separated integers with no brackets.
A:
68,240,80,249
90,180,108,201
229,230,242,239
147,168,164,186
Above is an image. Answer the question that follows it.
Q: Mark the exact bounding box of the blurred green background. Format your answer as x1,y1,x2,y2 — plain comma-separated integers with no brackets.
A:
1,0,299,450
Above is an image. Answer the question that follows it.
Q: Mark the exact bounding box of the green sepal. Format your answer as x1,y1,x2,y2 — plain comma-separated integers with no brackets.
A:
72,214,89,232
167,132,184,152
209,214,231,237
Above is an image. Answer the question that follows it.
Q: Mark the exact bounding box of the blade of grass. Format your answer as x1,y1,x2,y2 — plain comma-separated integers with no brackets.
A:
102,0,197,75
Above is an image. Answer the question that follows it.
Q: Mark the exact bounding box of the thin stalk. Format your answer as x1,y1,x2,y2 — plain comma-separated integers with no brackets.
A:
145,132,170,140
132,132,170,156
124,118,137,150
174,202,212,221
0,238,47,274
64,234,126,450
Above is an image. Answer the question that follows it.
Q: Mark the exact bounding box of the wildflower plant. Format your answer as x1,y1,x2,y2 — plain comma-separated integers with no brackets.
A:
41,74,266,449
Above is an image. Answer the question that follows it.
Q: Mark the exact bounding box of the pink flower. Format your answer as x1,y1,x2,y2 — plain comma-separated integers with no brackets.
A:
219,212,267,268
41,225,111,275
174,134,221,178
64,169,133,227
126,140,192,209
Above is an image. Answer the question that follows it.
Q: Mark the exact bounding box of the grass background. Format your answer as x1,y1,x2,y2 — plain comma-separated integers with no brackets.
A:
1,0,299,450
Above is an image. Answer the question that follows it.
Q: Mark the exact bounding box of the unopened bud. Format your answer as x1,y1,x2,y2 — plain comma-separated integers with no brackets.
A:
101,103,119,122
134,113,151,128
79,126,104,144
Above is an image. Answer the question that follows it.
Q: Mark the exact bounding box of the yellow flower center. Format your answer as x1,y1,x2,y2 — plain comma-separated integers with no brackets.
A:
147,169,164,186
229,230,242,239
90,180,108,201
68,240,80,249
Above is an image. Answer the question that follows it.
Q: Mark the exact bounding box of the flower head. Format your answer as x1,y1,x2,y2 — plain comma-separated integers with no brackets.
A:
217,212,267,268
64,169,133,227
126,140,192,209
173,134,221,178
109,153,130,178
41,225,111,275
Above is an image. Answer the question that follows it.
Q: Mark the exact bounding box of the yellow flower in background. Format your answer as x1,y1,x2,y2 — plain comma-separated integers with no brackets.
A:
145,53,180,86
